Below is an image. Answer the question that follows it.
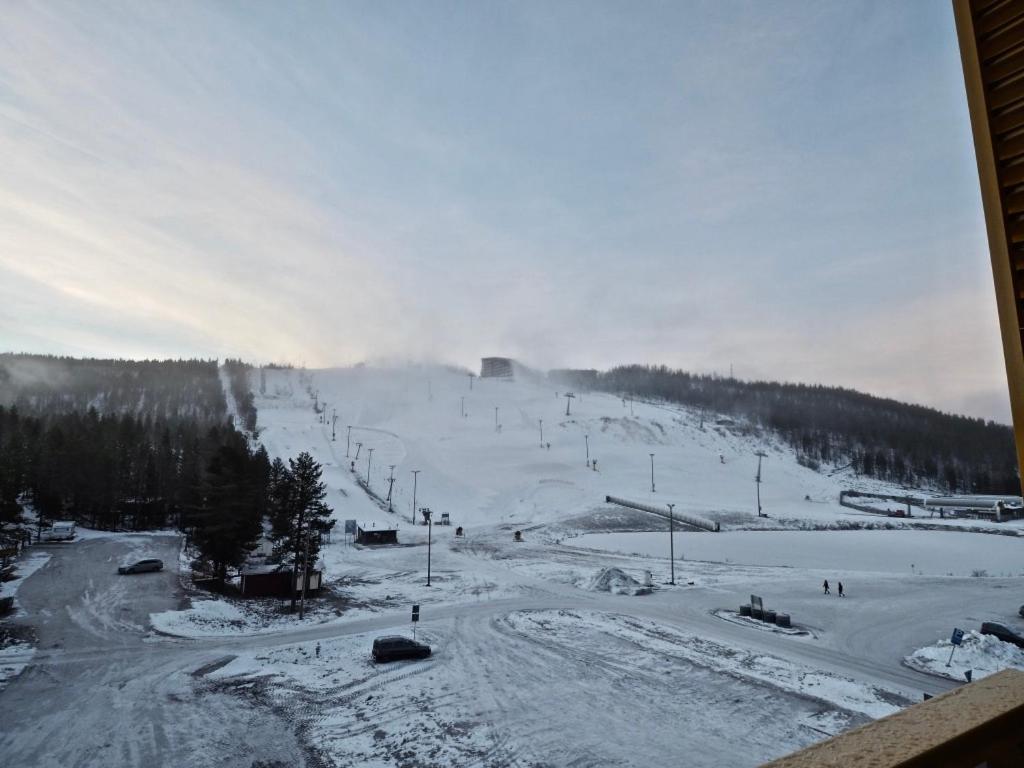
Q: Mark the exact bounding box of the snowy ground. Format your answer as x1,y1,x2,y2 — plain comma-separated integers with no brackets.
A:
905,630,1024,682
4,363,1024,767
574,529,1024,577
0,550,51,692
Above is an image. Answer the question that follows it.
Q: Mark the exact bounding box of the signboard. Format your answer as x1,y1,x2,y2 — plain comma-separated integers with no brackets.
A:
951,627,964,646
750,595,763,612
344,519,357,535
411,604,420,623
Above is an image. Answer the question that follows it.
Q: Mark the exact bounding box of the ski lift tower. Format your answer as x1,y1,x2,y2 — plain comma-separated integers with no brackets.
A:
755,451,767,517
565,392,576,416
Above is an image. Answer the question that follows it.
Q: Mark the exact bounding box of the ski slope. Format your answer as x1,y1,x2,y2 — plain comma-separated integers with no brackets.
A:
254,363,950,539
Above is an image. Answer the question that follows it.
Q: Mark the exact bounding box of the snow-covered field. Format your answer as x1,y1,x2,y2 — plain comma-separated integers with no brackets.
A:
574,529,1024,576
198,364,1022,765
7,363,1024,767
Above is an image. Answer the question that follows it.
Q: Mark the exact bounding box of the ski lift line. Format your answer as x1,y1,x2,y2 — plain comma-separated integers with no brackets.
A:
604,495,720,532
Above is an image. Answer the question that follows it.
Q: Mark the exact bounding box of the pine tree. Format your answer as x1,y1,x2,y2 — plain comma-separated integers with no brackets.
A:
192,442,262,586
270,452,334,610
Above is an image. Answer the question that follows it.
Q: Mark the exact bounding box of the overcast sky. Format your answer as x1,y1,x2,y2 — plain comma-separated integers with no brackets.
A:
0,1,1012,422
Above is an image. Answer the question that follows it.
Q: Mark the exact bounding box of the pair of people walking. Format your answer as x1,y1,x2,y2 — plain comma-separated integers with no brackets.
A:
822,579,844,597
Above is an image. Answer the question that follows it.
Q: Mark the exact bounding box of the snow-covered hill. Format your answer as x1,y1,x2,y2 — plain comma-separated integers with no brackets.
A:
253,364,983,537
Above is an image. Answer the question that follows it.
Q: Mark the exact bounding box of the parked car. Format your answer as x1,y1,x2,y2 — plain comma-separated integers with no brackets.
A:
372,635,431,663
117,558,163,575
979,621,1024,649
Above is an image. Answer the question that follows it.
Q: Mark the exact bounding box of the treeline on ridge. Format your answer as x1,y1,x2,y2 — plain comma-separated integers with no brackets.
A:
0,354,226,422
571,364,1018,494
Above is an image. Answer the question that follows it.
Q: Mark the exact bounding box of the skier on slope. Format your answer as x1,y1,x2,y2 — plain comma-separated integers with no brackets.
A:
823,579,830,595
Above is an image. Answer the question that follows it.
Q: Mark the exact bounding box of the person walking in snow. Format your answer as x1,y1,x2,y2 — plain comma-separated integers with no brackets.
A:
837,582,844,598
823,579,830,595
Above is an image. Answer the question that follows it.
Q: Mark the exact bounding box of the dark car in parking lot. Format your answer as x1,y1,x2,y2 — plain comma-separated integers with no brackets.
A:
980,621,1024,649
117,558,163,575
372,635,431,663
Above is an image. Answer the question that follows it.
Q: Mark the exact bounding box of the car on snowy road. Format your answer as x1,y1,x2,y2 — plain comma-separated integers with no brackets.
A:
979,621,1024,649
372,636,431,663
117,558,164,575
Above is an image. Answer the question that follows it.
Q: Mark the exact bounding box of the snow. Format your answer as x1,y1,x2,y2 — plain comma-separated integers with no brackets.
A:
585,566,651,595
0,641,35,693
208,609,900,766
0,550,51,608
904,630,1024,681
574,529,1024,577
113,362,1024,764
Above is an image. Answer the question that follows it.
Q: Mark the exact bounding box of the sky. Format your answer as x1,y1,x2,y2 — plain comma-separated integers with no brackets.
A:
0,1,1012,422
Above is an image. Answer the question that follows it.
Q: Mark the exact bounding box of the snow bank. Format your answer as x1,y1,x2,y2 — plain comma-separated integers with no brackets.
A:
150,599,250,637
0,550,50,606
904,630,1024,681
585,567,651,595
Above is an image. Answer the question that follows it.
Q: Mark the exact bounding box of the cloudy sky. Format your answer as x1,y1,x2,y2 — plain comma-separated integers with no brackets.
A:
0,1,1011,421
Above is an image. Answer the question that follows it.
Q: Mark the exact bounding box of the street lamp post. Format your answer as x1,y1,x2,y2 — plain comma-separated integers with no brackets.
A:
667,503,676,585
411,470,420,525
755,451,767,517
386,465,396,512
366,447,374,488
650,453,656,493
423,508,433,586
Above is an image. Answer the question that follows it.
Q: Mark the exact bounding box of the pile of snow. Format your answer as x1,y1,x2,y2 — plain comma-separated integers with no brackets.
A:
586,567,651,595
904,630,1024,681
150,599,249,637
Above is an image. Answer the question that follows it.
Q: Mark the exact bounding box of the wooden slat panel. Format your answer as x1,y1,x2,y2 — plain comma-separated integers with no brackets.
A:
998,161,1024,187
973,0,1013,15
976,1,1024,38
987,102,1024,135
979,18,1024,61
982,44,1024,85
988,76,1024,110
1005,191,1024,216
998,130,1024,160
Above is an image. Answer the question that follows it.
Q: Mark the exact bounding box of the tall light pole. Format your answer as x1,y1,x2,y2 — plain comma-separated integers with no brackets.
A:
366,447,374,488
539,419,543,447
650,453,656,493
755,451,767,517
386,465,396,512
667,503,676,585
411,470,420,525
585,434,590,466
423,508,433,586
565,392,575,416
331,409,337,441
354,441,362,460
346,426,352,457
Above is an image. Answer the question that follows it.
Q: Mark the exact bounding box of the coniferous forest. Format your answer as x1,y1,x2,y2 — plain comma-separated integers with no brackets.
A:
0,355,330,583
568,364,1019,494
